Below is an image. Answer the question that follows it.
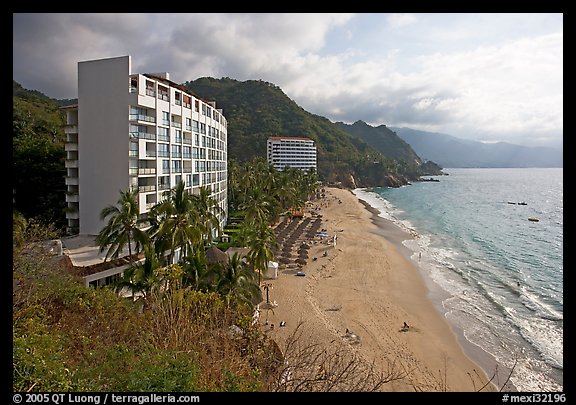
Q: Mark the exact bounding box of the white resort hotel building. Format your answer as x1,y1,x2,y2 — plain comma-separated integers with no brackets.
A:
267,137,317,172
61,55,228,286
63,55,228,235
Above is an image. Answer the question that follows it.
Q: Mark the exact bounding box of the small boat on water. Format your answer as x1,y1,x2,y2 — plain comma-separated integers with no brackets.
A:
518,201,528,205
528,217,540,222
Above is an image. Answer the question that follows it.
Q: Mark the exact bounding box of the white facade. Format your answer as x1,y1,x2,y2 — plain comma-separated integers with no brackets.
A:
267,137,317,172
64,55,228,236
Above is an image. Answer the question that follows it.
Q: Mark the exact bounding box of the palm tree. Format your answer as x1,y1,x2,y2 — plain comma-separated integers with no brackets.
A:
216,252,262,308
95,188,146,264
114,242,161,308
238,187,275,226
246,222,278,285
151,181,201,263
181,249,216,291
191,185,223,247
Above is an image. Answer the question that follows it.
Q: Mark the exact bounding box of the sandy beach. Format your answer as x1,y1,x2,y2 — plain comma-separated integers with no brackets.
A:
260,187,496,392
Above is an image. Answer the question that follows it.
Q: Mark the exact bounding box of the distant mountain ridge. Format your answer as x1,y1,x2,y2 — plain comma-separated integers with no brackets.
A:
184,77,443,186
390,127,563,168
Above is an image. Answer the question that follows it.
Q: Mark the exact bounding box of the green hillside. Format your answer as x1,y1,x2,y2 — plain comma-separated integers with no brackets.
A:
13,80,67,228
185,77,436,187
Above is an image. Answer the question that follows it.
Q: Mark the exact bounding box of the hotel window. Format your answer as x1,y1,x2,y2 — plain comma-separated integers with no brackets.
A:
162,160,170,174
158,176,170,190
171,145,181,158
185,118,192,131
162,111,170,126
158,85,169,101
192,120,199,133
158,143,169,157
175,175,182,186
174,92,181,106
146,80,155,97
173,129,182,144
212,110,219,122
130,77,138,93
186,174,192,187
129,142,138,157
194,133,200,146
200,123,206,134
158,127,169,142
183,146,191,159
172,160,182,172
183,95,191,109
206,106,211,118
193,174,200,186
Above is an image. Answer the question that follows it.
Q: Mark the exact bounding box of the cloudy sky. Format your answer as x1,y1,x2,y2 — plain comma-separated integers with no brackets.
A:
13,13,563,148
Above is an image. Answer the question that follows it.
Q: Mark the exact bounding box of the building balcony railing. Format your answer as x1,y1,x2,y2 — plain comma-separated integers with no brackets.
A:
171,122,182,129
130,131,155,141
138,185,157,193
146,89,156,97
67,211,80,219
64,125,78,134
183,138,192,144
159,93,169,102
129,114,156,124
138,168,156,175
145,151,156,158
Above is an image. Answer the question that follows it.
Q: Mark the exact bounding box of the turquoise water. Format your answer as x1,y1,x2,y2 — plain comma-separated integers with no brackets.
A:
354,168,563,392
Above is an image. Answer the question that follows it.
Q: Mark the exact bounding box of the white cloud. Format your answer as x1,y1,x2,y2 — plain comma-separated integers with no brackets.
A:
12,13,562,148
387,13,418,30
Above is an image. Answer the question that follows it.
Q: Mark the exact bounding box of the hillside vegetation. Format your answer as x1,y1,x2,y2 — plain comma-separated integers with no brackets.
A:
185,77,442,187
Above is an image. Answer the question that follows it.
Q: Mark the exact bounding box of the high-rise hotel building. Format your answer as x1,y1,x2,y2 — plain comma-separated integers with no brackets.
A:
267,137,317,172
63,55,227,236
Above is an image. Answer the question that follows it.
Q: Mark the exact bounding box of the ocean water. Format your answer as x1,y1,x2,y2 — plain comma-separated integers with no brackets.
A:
354,168,563,392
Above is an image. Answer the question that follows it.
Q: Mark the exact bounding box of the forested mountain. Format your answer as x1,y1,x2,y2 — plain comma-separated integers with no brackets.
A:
335,120,421,164
13,80,67,228
184,77,442,187
391,127,563,168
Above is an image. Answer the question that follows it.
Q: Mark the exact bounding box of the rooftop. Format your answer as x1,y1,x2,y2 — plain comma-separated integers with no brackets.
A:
61,234,134,267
